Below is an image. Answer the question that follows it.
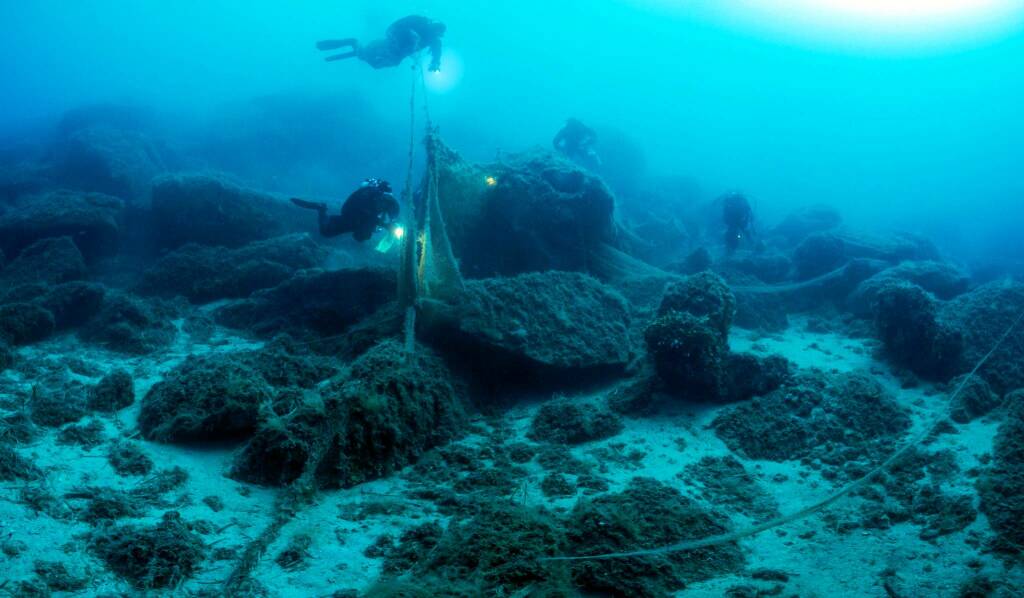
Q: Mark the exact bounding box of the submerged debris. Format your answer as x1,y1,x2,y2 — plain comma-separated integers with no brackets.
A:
90,511,206,589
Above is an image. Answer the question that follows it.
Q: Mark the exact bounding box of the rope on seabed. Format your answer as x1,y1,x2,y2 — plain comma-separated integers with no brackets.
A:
545,306,1024,562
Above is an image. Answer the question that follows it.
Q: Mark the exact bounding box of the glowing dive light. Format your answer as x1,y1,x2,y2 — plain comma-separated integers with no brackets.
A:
485,176,498,187
393,225,406,240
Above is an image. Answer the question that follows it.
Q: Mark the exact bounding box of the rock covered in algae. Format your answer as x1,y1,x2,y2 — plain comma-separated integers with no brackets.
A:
89,511,205,590
645,310,728,400
432,140,618,277
54,125,168,202
847,259,970,317
873,282,963,380
0,190,123,261
216,267,396,338
978,398,1024,559
0,236,87,288
657,270,736,339
421,271,632,387
149,172,306,250
231,340,466,488
137,233,325,303
941,280,1024,395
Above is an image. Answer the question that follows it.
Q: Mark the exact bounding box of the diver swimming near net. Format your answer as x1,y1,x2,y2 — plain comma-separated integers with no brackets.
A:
317,15,446,72
290,178,401,242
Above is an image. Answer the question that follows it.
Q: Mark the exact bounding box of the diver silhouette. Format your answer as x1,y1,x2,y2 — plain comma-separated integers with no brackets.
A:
317,15,446,72
553,118,601,169
291,179,400,242
722,192,755,254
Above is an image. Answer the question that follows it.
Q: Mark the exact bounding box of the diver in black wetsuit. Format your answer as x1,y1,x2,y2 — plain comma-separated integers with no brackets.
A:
553,118,601,167
317,15,446,72
722,192,755,254
291,179,400,242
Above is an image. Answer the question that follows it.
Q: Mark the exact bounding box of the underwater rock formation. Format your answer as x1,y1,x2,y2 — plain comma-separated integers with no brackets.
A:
528,398,623,445
149,173,305,250
873,282,963,380
28,281,107,331
0,190,123,261
0,301,55,346
645,311,728,400
793,232,846,280
79,293,179,354
848,260,970,316
565,477,744,597
942,281,1024,395
770,204,843,246
434,141,618,277
714,370,910,479
231,340,465,488
88,369,135,413
139,352,275,442
137,234,326,303
420,271,632,389
216,267,396,338
657,270,736,339
54,125,168,201
0,236,87,287
947,373,999,424
978,399,1024,559
89,511,205,589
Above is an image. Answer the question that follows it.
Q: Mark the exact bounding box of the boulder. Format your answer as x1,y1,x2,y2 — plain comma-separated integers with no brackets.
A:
0,236,87,287
873,282,963,380
645,311,728,400
724,352,792,402
54,125,167,201
848,260,970,316
79,293,178,354
89,369,136,413
215,267,396,337
657,271,735,339
420,271,632,388
948,374,999,424
139,352,275,443
31,281,107,330
434,142,618,277
978,401,1024,558
941,281,1024,395
0,303,55,346
770,204,843,246
713,370,911,479
720,251,792,284
0,190,123,261
137,234,326,303
149,173,306,250
231,340,466,488
793,233,846,280
528,399,623,445
139,342,339,444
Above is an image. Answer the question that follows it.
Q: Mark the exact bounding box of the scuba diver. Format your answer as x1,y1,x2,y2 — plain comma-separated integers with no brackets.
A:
722,192,755,254
291,179,400,242
317,15,446,72
553,118,601,169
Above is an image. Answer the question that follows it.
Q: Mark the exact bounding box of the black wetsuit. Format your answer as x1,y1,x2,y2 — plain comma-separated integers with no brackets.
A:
722,193,754,253
553,118,598,161
294,183,399,242
318,16,445,71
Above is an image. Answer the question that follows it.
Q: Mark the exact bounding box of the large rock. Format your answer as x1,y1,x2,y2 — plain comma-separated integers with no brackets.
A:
0,236,87,287
79,293,178,354
770,204,842,246
421,271,632,388
942,281,1024,395
231,340,465,488
657,271,735,339
54,125,167,201
0,302,55,346
848,260,970,316
645,311,728,400
0,190,123,261
216,267,396,337
793,230,940,281
978,401,1024,558
149,173,306,250
137,234,325,303
873,282,963,380
434,142,618,277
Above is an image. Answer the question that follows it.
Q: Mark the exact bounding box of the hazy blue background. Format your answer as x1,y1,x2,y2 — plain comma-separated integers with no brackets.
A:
2,0,1023,262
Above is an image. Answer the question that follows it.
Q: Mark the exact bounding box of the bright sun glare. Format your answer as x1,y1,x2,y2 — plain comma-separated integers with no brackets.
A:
644,0,1024,51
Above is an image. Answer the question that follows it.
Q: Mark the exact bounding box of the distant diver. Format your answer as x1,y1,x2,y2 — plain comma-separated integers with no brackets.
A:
722,192,755,254
317,15,446,72
291,178,400,242
553,118,601,169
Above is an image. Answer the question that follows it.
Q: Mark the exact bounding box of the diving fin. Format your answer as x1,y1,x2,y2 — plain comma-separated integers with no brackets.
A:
316,39,354,51
290,198,327,212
